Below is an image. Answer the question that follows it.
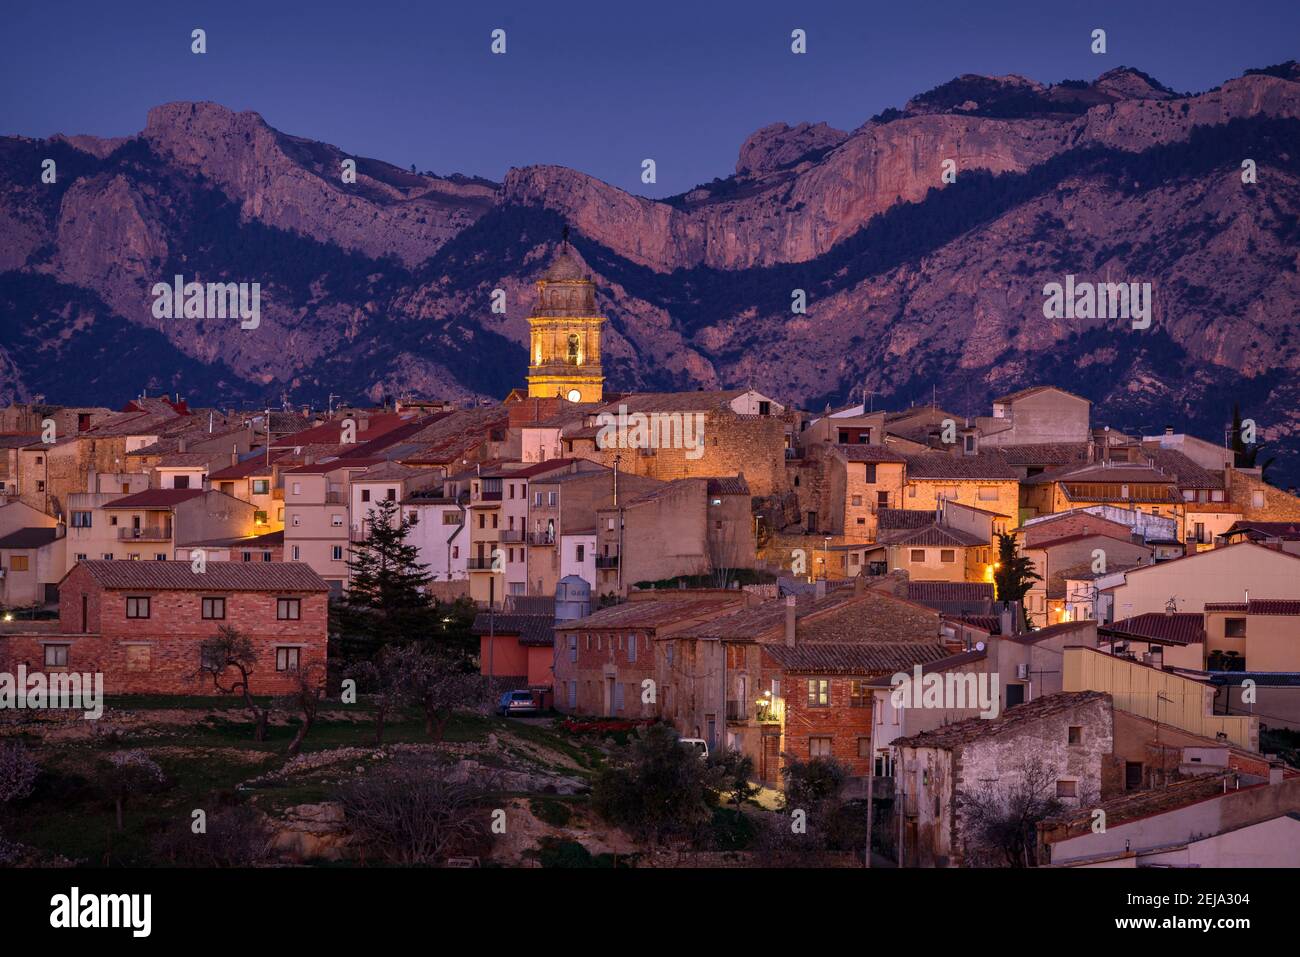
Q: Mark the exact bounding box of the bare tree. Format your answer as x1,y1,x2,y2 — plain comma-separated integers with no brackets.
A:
959,757,1095,867
405,652,486,740
100,750,166,831
197,626,270,741
281,662,328,757
347,644,419,744
152,804,275,867
339,761,489,865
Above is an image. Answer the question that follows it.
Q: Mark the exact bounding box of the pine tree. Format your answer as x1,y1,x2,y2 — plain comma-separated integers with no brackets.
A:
339,498,436,650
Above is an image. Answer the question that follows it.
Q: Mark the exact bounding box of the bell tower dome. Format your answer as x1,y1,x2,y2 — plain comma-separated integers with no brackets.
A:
525,237,606,403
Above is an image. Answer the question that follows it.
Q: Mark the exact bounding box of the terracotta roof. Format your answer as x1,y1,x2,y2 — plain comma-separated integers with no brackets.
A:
838,445,908,464
950,615,1001,634
1223,521,1300,541
593,390,751,416
0,434,41,449
889,525,987,548
208,453,282,480
472,613,555,646
763,641,951,674
892,690,1110,749
0,527,61,549
102,489,204,509
1205,599,1300,617
287,457,383,474
706,476,751,496
1101,612,1206,646
992,386,1089,405
188,529,285,549
901,452,1019,480
993,443,1089,466
155,452,218,467
907,582,995,603
276,412,416,448
1007,620,1096,644
554,598,741,631
72,560,327,592
877,508,938,530
1143,448,1224,489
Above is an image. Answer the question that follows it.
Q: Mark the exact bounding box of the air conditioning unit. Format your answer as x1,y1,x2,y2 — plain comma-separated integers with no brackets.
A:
1015,663,1030,680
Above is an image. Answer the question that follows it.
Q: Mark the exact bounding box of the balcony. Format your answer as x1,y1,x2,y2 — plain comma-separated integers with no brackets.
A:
527,532,556,546
595,555,619,569
467,557,498,571
499,529,525,544
755,699,784,724
119,526,172,541
725,700,749,723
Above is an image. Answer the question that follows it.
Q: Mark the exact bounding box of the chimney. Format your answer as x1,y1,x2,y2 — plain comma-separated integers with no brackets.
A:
230,446,238,468
999,603,1014,637
178,437,187,454
785,595,797,647
1270,766,1285,786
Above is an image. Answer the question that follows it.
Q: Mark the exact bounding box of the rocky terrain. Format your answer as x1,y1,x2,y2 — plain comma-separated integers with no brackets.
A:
2,63,1299,481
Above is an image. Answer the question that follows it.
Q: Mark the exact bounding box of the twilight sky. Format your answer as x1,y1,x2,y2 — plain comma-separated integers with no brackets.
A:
2,0,1297,197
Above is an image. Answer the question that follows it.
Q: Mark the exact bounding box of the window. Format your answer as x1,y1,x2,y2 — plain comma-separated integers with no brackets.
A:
276,647,301,672
849,680,870,707
242,551,252,562
1252,491,1265,508
103,553,113,560
567,681,577,709
201,597,226,620
291,546,300,561
332,546,344,561
291,514,301,527
361,489,371,502
126,596,150,619
910,549,926,563
173,475,190,490
262,551,272,562
9,556,29,572
443,512,460,525
858,738,872,758
125,645,150,672
627,634,637,662
807,679,829,708
155,553,165,561
978,486,998,501
809,737,832,758
576,543,585,562
385,488,397,501
940,549,956,563
71,511,93,528
1224,617,1247,638
331,514,344,527
1056,779,1078,799
291,482,302,496
568,635,577,662
851,495,862,507
277,598,301,620
252,479,270,495
614,682,625,712
36,481,45,492
44,644,70,668
1068,726,1083,745
75,553,86,562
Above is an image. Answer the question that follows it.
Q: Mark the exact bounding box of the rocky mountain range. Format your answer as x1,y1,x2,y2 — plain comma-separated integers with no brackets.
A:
2,63,1300,482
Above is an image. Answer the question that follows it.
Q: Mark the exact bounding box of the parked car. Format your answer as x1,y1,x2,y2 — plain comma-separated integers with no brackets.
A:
498,690,539,717
679,737,709,759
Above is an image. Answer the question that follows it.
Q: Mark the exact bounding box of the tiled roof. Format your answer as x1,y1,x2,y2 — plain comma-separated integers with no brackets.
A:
838,445,908,464
763,641,951,674
188,529,285,548
877,508,938,530
674,592,861,641
102,489,205,509
1056,464,1176,485
1223,521,1300,540
276,412,416,448
1007,619,1096,645
1143,449,1224,489
155,452,218,467
706,476,751,496
950,615,1001,634
907,582,995,603
0,434,41,449
992,386,1089,405
73,560,328,592
1242,600,1300,616
901,452,1019,480
889,525,987,548
472,613,556,646
594,390,749,415
554,598,741,631
863,649,988,686
0,527,61,549
208,453,282,480
287,457,383,474
993,443,1089,466
1101,612,1206,646
892,690,1110,749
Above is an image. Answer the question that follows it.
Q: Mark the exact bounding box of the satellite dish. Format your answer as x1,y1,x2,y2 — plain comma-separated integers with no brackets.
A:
975,641,986,652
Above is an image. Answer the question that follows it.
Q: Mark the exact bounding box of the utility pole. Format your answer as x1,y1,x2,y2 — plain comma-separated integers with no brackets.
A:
614,453,623,593
864,734,875,868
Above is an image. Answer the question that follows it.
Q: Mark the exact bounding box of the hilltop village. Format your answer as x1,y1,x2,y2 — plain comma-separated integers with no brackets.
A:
4,246,1300,867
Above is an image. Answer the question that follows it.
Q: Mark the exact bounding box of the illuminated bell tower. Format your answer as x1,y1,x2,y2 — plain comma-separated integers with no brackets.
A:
526,240,605,404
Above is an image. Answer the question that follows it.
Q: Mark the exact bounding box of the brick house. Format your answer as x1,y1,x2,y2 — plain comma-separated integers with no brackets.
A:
0,560,328,695
552,592,743,719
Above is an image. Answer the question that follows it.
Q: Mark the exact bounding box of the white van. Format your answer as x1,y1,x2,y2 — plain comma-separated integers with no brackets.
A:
679,738,709,759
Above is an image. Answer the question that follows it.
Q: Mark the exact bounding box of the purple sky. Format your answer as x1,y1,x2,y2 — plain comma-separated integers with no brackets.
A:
2,0,1297,197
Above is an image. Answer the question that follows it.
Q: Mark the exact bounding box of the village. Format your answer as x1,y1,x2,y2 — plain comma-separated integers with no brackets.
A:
2,245,1299,869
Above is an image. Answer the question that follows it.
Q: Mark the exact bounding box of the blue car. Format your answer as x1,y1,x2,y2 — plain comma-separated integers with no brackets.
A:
498,690,539,717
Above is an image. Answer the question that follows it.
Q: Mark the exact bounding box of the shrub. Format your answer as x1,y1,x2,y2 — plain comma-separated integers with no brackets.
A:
529,797,573,828
0,742,38,804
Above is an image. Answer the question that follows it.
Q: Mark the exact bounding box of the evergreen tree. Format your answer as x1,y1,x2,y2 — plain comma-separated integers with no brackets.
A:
992,532,1041,620
338,498,436,650
1230,402,1276,482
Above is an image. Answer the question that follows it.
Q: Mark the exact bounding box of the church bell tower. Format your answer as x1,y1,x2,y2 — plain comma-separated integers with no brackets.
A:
525,238,605,404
